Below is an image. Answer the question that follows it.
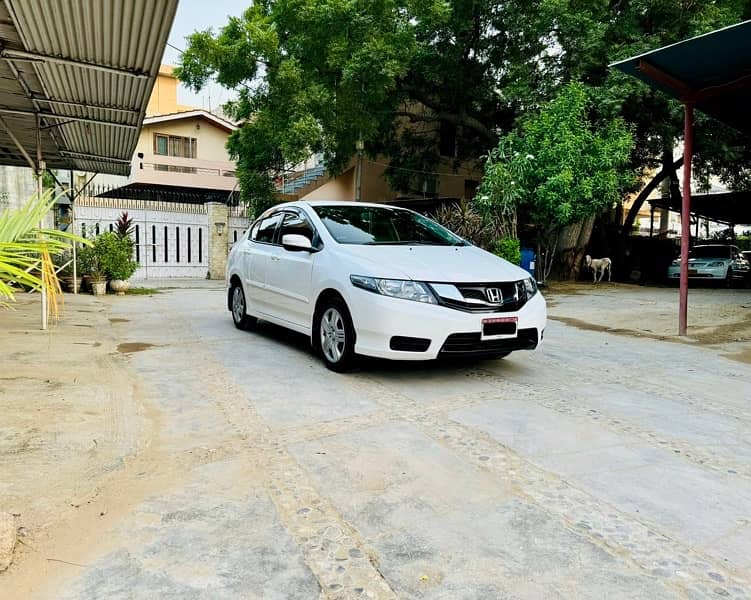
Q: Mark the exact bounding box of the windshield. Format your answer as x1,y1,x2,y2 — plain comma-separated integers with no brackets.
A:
690,246,731,259
312,205,468,246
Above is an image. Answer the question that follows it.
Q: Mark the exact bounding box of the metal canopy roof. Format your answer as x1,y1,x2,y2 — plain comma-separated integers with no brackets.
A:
0,0,179,176
96,183,241,205
651,192,751,226
611,20,751,134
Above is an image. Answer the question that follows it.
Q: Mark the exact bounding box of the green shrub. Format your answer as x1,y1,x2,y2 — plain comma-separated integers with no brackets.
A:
78,245,103,279
493,237,521,265
94,232,138,280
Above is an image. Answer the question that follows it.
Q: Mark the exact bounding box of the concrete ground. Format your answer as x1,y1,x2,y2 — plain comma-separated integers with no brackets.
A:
2,281,751,599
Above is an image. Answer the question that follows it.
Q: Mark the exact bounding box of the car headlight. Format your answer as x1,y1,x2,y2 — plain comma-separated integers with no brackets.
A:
671,259,681,266
350,275,438,304
521,277,537,298
706,261,724,267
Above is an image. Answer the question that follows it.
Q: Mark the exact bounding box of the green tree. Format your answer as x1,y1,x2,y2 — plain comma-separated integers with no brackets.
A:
533,0,750,228
176,1,549,215
177,0,750,231
480,83,633,280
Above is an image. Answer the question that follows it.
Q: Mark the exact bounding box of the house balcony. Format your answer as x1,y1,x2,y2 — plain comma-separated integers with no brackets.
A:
131,153,238,192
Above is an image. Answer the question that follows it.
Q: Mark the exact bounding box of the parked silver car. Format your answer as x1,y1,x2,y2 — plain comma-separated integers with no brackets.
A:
667,244,750,286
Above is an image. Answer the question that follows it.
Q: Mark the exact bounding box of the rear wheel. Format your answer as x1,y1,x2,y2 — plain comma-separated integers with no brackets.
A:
231,283,257,330
725,268,734,288
316,298,356,372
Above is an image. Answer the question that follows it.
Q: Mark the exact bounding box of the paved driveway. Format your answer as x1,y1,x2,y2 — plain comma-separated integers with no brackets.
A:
51,283,751,599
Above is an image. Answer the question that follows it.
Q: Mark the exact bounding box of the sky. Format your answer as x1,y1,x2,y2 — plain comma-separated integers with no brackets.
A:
162,0,247,110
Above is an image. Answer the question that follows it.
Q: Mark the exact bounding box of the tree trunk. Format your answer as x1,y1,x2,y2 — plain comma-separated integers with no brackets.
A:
621,155,683,238
571,215,595,280
554,215,595,280
556,221,583,280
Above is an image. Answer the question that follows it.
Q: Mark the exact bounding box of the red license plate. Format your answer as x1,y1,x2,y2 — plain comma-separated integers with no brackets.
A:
482,316,518,337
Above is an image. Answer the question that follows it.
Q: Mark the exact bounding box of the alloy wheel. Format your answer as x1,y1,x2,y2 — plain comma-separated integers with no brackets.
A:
232,286,245,324
320,307,346,364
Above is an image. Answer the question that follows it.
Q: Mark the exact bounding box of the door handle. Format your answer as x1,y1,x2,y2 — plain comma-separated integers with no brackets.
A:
270,255,280,261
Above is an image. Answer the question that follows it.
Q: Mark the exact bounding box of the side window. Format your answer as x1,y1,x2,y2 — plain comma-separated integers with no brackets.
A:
249,221,261,241
253,212,284,244
280,211,315,243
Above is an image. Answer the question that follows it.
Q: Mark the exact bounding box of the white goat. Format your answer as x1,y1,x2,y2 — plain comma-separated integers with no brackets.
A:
585,255,612,283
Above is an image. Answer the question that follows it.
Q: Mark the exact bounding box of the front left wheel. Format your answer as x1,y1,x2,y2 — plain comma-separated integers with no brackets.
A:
231,283,257,331
316,298,356,372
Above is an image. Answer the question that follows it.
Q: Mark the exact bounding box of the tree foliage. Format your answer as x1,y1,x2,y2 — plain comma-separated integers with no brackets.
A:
176,0,548,213
177,0,751,221
480,83,633,278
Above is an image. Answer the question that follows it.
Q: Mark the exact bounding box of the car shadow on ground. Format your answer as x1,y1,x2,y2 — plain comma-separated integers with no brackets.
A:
250,319,528,377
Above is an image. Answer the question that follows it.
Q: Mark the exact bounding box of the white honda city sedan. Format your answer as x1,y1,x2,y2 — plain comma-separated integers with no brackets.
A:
226,201,546,371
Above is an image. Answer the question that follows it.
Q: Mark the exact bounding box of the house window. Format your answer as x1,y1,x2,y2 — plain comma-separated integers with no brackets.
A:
187,227,192,263
152,225,156,263
164,226,168,262
176,227,180,263
153,133,197,158
198,228,203,263
154,134,169,156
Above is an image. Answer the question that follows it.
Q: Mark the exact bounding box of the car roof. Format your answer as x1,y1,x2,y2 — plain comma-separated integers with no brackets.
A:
291,200,407,209
257,200,412,221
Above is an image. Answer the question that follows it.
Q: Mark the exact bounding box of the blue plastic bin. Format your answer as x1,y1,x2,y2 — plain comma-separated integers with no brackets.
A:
520,247,536,278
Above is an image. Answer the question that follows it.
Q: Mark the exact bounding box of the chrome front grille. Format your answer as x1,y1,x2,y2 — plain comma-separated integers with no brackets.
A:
430,281,529,313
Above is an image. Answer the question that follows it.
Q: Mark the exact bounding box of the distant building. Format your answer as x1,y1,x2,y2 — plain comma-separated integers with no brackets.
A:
69,65,244,280
0,165,35,212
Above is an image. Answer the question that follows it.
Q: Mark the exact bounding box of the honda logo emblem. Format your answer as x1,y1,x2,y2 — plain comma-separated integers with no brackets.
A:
485,287,503,304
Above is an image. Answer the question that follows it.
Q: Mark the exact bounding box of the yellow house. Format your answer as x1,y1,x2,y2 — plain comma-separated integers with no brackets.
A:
146,65,195,117
75,65,238,201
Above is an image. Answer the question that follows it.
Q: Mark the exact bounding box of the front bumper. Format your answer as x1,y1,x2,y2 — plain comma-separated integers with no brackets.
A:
348,288,547,360
667,266,726,279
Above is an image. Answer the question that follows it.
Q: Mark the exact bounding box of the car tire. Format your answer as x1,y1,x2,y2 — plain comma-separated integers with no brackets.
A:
230,282,257,331
725,268,734,289
316,297,356,372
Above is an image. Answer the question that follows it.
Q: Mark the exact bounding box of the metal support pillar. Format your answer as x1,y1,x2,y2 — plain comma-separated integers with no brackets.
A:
36,120,47,330
70,170,77,294
649,205,655,237
679,103,694,336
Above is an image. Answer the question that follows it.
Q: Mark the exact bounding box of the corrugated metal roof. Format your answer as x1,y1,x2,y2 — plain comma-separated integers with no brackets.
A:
611,20,751,134
0,0,178,176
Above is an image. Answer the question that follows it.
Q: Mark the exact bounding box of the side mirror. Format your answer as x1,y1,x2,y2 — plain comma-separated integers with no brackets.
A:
282,233,313,252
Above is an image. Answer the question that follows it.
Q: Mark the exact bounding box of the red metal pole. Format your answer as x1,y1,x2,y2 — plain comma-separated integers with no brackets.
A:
679,103,693,336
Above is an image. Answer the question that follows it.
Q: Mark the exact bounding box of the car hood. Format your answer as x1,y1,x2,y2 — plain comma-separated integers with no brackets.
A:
339,244,531,283
687,257,730,263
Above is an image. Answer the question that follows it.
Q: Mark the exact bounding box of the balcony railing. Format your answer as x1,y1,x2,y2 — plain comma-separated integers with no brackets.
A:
131,153,238,191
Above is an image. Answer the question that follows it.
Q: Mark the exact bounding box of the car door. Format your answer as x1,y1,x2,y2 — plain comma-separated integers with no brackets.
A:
264,209,317,329
246,211,284,315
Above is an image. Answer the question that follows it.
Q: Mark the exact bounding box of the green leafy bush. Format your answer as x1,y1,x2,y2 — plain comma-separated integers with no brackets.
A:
493,237,521,265
94,232,137,281
77,245,103,279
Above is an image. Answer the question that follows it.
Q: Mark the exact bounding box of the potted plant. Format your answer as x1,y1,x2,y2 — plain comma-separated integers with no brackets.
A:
95,232,137,295
77,245,104,294
78,244,108,295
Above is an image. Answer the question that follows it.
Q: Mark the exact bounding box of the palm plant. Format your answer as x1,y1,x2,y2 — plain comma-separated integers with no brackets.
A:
0,191,88,318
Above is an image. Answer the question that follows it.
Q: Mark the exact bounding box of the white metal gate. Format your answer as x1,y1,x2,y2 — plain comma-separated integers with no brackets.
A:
75,196,210,279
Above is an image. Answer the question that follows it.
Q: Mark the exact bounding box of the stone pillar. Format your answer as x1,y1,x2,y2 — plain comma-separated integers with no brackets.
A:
206,202,229,280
